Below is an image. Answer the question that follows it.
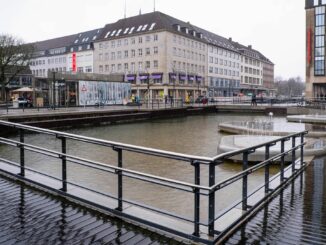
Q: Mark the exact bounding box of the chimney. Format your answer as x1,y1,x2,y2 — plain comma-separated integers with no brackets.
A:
229,37,232,41
248,45,252,49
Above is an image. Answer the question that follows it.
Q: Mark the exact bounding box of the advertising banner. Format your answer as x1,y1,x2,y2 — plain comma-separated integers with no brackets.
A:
78,81,131,106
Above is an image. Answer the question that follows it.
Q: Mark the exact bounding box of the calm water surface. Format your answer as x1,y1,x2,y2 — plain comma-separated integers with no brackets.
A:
0,113,283,223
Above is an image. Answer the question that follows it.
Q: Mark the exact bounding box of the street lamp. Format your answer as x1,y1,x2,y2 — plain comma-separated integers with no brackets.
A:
52,71,56,110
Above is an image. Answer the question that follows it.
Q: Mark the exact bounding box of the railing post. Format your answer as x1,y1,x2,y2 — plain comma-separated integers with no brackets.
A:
208,162,215,237
264,145,270,193
60,136,67,192
301,133,304,168
192,161,200,237
291,136,296,174
115,148,123,211
280,139,285,182
19,129,25,177
242,151,248,210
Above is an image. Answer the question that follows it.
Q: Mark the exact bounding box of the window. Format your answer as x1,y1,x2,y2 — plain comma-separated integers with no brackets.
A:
124,50,128,58
131,62,135,72
315,6,326,75
99,65,103,72
138,49,142,56
315,0,319,5
111,64,115,72
117,40,121,47
209,56,213,63
146,48,150,55
131,49,135,57
111,52,115,60
138,62,143,70
146,36,151,42
154,34,158,41
111,41,115,48
105,65,109,72
118,64,122,71
124,63,128,71
139,37,142,43
131,38,135,44
124,39,128,45
154,60,158,68
154,47,158,54
117,51,122,59
146,61,150,69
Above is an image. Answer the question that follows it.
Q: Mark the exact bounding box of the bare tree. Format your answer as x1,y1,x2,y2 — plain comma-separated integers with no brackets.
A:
0,34,34,101
275,76,305,97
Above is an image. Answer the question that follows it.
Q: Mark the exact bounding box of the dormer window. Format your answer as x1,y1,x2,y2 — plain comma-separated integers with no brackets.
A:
185,28,189,34
173,24,181,31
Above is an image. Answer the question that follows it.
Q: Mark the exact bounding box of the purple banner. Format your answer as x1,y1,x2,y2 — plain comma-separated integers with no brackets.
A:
196,76,202,82
139,74,149,80
179,74,186,81
126,74,136,81
169,73,177,80
188,75,195,81
151,74,163,79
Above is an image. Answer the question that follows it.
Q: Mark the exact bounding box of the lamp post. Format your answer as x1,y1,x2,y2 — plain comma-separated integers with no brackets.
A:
52,71,56,110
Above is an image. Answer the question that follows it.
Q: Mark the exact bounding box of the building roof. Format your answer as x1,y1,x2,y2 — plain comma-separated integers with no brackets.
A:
70,28,103,51
32,34,77,52
231,41,273,64
98,11,237,52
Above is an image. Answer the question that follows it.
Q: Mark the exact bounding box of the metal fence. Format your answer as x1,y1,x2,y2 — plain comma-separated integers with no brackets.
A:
0,120,307,244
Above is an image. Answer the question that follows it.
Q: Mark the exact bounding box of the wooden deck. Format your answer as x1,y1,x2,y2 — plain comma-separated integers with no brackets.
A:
0,175,186,245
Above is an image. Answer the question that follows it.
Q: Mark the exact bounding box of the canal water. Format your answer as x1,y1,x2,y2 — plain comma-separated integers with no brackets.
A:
0,113,283,223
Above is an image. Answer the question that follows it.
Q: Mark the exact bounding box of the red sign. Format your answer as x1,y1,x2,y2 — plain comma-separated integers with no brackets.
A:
72,52,76,72
307,28,312,65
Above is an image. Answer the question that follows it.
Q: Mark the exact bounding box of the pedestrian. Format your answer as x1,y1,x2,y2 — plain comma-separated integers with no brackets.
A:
251,93,257,106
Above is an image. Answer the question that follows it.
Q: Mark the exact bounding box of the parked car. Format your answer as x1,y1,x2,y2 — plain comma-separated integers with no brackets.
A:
17,97,33,107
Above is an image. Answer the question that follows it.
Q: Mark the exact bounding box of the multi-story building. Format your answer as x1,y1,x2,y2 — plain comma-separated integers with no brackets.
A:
29,11,273,100
231,42,266,95
30,29,102,77
206,37,241,97
306,0,326,97
94,12,207,100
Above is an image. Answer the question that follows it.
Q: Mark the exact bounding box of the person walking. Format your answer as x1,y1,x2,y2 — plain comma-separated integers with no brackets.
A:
251,93,257,106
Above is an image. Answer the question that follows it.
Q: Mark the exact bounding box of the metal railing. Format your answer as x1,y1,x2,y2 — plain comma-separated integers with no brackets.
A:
0,120,307,244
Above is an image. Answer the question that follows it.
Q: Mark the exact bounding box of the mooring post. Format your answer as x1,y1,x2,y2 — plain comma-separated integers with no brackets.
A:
19,129,25,177
264,145,270,193
242,151,249,210
192,161,200,237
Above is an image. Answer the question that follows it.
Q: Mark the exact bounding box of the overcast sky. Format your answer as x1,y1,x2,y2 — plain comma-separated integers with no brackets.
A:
0,0,305,79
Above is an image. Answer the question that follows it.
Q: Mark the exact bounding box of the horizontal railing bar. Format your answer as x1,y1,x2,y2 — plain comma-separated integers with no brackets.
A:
0,136,210,191
66,157,206,195
211,143,305,191
213,159,305,222
65,179,195,224
211,131,307,162
0,120,212,163
0,157,63,182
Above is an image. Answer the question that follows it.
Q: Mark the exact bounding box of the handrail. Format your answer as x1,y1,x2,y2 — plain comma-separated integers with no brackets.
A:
0,120,213,163
0,120,308,243
211,130,308,162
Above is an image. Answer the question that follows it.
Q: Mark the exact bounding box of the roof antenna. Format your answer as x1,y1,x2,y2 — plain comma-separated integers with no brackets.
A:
124,0,127,18
139,9,142,15
154,0,156,12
